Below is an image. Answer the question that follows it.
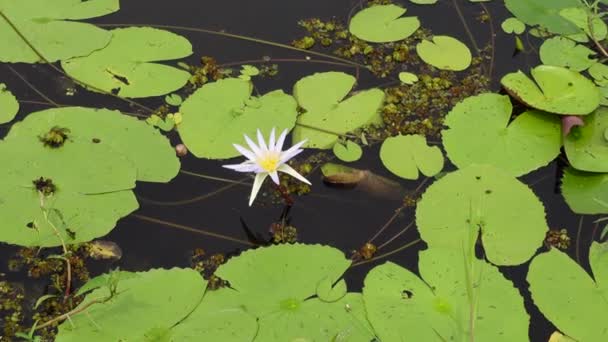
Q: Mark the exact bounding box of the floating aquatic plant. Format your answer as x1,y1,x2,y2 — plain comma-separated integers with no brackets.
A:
364,248,529,341
442,93,562,176
527,242,608,342
0,82,18,123
0,0,118,63
348,4,420,43
379,134,444,180
222,128,311,206
561,167,608,214
416,35,472,71
504,0,582,35
61,27,192,98
178,77,297,159
416,164,548,265
292,72,384,148
539,36,596,71
564,107,608,172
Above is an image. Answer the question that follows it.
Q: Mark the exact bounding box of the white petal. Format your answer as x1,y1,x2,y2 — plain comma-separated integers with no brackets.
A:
278,164,311,185
249,173,268,206
244,134,262,156
223,162,258,173
233,144,257,161
275,128,288,152
257,129,269,152
268,127,276,151
269,171,280,185
279,139,307,164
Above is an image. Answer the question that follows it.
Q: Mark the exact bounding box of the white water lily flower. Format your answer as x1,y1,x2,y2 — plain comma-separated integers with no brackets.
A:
223,128,311,206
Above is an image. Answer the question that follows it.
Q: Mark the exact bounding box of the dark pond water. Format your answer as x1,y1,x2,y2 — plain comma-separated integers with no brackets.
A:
0,0,601,340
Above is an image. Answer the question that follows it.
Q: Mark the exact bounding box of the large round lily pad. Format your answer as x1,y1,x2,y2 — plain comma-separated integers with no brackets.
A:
379,134,444,180
527,242,608,342
561,167,608,214
364,249,529,341
564,107,608,172
56,268,206,341
6,107,180,183
292,72,384,149
416,36,472,71
0,83,18,123
214,244,374,341
415,164,548,265
501,65,600,115
62,27,192,98
504,0,581,35
442,93,562,177
178,78,297,159
349,4,420,43
0,0,117,63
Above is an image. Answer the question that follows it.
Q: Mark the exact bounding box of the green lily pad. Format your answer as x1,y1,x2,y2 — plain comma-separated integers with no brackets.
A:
62,27,192,98
292,72,384,149
214,244,374,341
316,278,348,302
501,65,601,115
0,183,137,247
539,37,596,71
178,78,297,159
379,134,444,180
333,140,362,162
416,35,472,71
588,63,608,86
56,268,206,341
398,72,418,85
527,242,608,342
165,93,183,106
415,164,548,265
170,288,258,341
560,7,608,42
0,0,117,63
561,167,608,214
504,0,581,35
564,107,608,172
5,107,179,183
501,17,526,34
0,83,18,123
364,249,529,341
349,4,420,43
442,93,562,176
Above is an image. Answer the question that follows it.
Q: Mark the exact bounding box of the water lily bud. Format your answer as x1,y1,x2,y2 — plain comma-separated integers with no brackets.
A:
175,143,188,157
561,115,585,137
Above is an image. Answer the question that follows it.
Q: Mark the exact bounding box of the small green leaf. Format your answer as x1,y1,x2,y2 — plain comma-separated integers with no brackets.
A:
561,167,608,214
588,63,608,86
416,36,472,71
504,0,581,35
398,72,418,85
240,65,260,76
349,5,420,43
501,17,526,34
333,140,363,162
164,94,182,106
560,7,608,41
34,294,57,309
380,134,443,180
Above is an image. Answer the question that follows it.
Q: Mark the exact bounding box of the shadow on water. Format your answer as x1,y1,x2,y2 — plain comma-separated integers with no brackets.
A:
0,0,600,340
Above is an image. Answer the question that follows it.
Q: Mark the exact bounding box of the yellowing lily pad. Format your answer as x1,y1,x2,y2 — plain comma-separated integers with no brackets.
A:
564,107,608,172
62,27,192,98
527,242,608,342
501,65,601,115
379,134,444,180
364,249,529,341
292,72,384,149
501,17,526,34
333,140,363,162
416,164,548,265
442,93,562,176
349,4,420,43
0,83,18,123
539,37,596,71
0,0,117,63
416,36,472,71
178,78,297,159
561,167,608,214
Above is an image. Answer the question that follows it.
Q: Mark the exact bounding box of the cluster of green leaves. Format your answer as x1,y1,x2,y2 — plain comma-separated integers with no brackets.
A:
0,107,179,247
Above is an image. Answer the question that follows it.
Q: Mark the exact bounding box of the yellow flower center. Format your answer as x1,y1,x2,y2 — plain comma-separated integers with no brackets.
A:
259,154,280,172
